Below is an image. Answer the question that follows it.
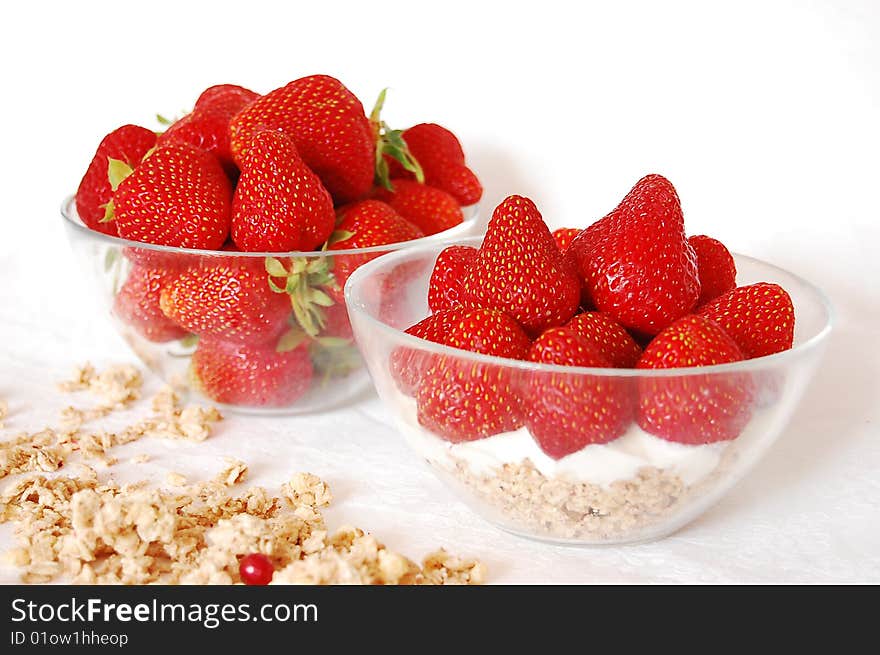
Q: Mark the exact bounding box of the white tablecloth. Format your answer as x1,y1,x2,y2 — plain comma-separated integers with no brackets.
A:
1,222,878,584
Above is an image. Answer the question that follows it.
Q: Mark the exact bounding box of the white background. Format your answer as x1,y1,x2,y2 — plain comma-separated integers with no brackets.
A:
0,0,878,583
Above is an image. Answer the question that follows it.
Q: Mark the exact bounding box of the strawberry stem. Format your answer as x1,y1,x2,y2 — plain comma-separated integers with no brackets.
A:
370,88,424,191
265,256,340,337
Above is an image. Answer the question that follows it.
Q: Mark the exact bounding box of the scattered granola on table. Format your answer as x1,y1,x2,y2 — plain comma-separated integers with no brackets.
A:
0,363,486,585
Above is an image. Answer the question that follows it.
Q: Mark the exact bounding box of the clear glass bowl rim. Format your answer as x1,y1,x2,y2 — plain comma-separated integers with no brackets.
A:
60,195,481,258
344,235,835,378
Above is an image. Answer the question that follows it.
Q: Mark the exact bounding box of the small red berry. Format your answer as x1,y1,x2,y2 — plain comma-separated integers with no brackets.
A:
239,553,274,585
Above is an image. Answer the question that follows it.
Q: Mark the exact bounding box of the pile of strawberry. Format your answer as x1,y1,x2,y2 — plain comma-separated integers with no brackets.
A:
73,74,482,407
395,174,795,458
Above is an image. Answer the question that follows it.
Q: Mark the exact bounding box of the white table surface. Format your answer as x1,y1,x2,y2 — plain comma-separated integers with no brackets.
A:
2,1,879,584
1,220,878,585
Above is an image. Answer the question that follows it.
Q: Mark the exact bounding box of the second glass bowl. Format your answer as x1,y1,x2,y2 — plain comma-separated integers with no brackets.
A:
345,236,833,544
62,197,482,414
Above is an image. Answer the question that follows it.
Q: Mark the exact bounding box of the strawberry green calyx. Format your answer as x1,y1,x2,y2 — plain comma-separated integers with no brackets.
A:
325,229,355,248
265,256,339,337
275,326,308,353
309,337,361,381
370,88,424,191
107,158,134,191
99,158,135,222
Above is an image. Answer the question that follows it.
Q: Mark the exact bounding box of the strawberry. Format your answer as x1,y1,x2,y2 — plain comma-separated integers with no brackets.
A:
525,327,634,458
194,84,259,112
689,235,736,306
192,336,313,407
417,357,522,442
567,174,700,335
637,315,754,444
320,301,353,341
327,200,423,299
565,312,642,368
110,142,232,250
391,307,471,395
119,246,191,272
393,307,530,397
159,258,290,344
228,75,374,204
697,282,795,358
552,228,580,252
439,308,532,358
158,83,258,176
460,195,580,336
387,123,482,205
373,180,463,236
427,245,478,312
75,125,157,236
414,309,530,442
113,265,189,343
231,128,335,252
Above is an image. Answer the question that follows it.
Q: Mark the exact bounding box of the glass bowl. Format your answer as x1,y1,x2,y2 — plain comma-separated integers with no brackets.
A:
61,196,481,414
345,236,834,544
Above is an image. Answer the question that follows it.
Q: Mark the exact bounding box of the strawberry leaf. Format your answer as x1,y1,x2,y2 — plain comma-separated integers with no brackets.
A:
99,199,116,223
264,257,289,278
326,230,355,247
107,158,134,192
267,278,287,294
309,288,334,307
276,326,307,353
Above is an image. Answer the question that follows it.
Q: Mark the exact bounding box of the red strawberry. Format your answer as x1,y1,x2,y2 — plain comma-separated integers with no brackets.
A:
194,84,259,112
373,180,463,236
567,174,700,335
327,200,423,298
159,259,290,344
417,358,522,442
113,265,189,343
440,308,532,358
387,123,482,205
552,227,580,252
75,125,157,236
192,336,313,407
159,84,258,176
427,245,478,312
320,301,353,341
565,312,642,368
231,128,335,252
120,245,195,271
460,195,580,336
392,306,528,395
697,283,795,358
228,75,374,204
414,309,530,442
525,327,634,458
404,307,473,342
637,315,754,444
111,142,232,250
689,235,736,306
391,307,471,395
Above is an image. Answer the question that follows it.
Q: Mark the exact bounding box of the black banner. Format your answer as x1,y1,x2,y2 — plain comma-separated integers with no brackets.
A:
0,585,873,648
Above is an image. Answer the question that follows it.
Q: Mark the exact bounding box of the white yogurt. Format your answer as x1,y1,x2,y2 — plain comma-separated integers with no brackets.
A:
395,390,726,487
